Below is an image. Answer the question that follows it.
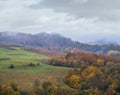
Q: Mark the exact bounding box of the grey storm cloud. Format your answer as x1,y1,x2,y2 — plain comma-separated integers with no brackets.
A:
0,0,120,43
30,0,120,21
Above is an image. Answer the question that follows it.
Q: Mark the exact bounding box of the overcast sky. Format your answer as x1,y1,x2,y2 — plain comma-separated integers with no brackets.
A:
0,0,120,43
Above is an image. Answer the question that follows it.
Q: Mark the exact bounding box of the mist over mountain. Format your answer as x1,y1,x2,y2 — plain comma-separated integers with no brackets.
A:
88,39,119,45
0,32,120,55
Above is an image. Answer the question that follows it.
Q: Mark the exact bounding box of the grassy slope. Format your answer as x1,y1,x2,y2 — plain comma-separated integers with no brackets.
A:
0,46,70,91
0,47,47,69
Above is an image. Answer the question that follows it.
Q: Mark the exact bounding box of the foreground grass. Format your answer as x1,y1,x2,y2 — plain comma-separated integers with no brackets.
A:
0,65,69,91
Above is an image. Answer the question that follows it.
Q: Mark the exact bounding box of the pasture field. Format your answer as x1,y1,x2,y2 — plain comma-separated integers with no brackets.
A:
0,46,70,91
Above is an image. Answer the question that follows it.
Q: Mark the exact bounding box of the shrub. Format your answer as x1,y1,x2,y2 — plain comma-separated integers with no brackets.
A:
28,63,36,67
37,63,40,66
9,64,15,69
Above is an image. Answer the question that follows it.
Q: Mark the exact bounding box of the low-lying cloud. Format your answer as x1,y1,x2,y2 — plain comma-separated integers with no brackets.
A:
0,0,120,43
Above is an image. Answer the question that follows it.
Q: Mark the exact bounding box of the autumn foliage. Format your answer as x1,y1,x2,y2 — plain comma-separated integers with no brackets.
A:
49,51,120,68
49,52,120,95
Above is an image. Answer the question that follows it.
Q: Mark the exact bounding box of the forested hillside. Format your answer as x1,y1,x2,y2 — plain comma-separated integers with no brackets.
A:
48,52,120,95
0,32,120,56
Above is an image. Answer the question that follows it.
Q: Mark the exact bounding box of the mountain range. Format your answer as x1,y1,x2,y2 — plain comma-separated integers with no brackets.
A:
0,32,120,55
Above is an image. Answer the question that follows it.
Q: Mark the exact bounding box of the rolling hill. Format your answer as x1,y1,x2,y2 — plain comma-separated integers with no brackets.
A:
0,32,120,55
0,45,70,91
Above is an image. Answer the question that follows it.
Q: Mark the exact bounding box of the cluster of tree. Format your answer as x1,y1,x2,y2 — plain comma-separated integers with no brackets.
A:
0,82,20,95
33,79,78,95
48,52,120,94
0,79,78,95
64,67,120,95
107,50,120,57
48,52,120,68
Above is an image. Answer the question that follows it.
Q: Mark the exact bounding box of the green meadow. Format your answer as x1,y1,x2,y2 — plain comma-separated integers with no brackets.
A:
0,46,70,90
